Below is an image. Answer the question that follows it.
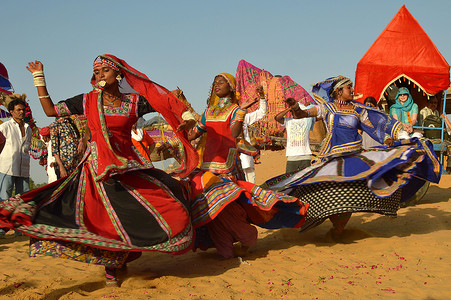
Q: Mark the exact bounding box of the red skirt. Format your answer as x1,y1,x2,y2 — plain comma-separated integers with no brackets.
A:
0,157,193,266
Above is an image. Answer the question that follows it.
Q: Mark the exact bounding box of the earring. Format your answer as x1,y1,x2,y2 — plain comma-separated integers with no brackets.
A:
116,75,122,82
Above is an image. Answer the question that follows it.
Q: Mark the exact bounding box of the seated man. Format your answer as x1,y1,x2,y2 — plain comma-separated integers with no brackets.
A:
419,95,439,126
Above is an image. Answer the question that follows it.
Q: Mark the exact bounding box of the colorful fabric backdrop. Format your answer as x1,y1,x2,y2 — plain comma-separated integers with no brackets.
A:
235,60,314,137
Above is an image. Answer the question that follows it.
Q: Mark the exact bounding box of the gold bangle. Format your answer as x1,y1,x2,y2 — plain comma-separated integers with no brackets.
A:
38,95,50,99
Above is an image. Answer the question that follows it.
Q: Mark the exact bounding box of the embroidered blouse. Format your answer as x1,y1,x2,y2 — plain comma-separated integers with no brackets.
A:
316,102,402,160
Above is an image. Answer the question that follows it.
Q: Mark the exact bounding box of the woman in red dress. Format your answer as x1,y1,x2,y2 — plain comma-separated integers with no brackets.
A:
186,73,308,258
0,55,198,286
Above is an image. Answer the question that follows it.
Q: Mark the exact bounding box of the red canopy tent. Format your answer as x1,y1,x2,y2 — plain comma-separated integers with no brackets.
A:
354,5,450,102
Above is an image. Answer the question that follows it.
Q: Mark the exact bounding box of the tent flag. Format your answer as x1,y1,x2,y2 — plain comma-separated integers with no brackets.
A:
355,5,450,102
0,62,13,95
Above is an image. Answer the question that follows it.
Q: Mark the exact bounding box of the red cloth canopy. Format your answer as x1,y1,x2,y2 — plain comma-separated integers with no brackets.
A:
354,5,450,102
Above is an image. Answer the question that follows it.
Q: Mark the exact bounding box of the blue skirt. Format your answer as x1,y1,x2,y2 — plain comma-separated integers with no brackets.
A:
262,138,441,231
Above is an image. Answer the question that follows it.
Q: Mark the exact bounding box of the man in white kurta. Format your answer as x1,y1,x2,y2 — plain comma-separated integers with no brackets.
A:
0,99,32,236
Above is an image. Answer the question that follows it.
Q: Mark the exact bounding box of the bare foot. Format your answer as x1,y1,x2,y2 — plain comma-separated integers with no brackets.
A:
325,228,344,243
105,279,119,288
233,243,250,257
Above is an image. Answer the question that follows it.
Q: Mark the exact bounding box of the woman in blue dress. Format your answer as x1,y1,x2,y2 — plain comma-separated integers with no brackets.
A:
263,76,441,239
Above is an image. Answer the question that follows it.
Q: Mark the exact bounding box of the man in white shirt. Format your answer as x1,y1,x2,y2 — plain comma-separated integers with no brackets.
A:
0,99,32,237
239,86,267,183
0,99,32,201
419,95,439,126
275,98,315,173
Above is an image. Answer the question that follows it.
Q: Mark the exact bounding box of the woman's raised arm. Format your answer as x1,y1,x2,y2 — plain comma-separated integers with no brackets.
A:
26,61,57,117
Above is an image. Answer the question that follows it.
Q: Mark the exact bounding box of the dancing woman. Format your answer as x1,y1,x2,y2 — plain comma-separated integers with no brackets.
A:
188,72,250,180
263,76,441,239
181,73,308,258
0,55,198,286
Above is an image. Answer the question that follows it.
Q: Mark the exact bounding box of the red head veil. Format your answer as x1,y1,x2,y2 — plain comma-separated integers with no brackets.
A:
95,54,198,177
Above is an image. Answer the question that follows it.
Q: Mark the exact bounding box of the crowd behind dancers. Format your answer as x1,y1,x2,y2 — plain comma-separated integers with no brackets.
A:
0,55,442,287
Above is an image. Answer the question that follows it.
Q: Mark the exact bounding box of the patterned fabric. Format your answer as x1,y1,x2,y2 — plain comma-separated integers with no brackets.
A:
0,165,194,252
188,171,308,229
311,77,402,161
265,138,440,194
263,137,441,232
83,92,155,180
197,94,241,175
0,83,195,263
50,117,81,174
235,60,314,137
54,102,71,117
29,238,129,268
93,57,120,71
291,180,401,232
258,76,442,233
92,54,198,178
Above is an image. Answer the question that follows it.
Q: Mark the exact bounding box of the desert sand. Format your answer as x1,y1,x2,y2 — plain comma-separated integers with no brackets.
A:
0,149,450,299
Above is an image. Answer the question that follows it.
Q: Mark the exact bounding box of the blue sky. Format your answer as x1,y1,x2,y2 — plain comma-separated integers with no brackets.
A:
1,0,450,183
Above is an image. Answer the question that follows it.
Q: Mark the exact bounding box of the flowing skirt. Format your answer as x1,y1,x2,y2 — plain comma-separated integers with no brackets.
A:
182,170,309,251
262,138,441,232
0,156,193,267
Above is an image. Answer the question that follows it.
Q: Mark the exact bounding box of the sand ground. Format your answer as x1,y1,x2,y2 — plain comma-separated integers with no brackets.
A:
0,149,450,299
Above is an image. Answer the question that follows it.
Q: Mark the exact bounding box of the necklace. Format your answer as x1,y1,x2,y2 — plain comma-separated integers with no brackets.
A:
212,97,231,115
334,99,350,106
103,91,122,106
